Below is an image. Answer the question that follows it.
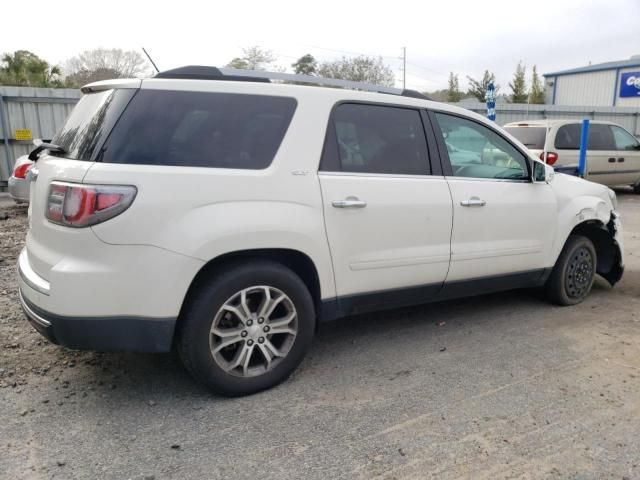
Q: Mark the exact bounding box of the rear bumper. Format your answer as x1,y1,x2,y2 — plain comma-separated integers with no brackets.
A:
19,288,176,352
8,176,30,203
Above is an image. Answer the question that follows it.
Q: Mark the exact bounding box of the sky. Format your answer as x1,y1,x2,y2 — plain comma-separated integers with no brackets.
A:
3,0,640,92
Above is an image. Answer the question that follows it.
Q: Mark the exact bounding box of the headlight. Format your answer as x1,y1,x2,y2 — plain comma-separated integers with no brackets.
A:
607,188,618,209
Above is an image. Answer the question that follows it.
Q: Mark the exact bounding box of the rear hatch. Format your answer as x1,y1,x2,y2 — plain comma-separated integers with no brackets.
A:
503,125,547,158
27,81,140,279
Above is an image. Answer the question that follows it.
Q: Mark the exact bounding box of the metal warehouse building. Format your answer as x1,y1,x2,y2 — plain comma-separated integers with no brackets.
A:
544,55,640,107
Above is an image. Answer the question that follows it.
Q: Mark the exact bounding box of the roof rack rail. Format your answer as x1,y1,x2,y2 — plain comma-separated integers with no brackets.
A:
155,66,431,101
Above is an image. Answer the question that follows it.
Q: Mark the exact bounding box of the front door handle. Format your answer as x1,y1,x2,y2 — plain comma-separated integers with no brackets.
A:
608,157,616,163
460,197,486,207
618,157,625,163
332,196,367,209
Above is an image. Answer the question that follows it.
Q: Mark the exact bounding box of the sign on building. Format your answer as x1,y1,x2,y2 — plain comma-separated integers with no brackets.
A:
620,72,640,97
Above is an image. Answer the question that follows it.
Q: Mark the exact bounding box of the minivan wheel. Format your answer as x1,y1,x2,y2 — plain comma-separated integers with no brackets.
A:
545,235,596,306
177,260,315,396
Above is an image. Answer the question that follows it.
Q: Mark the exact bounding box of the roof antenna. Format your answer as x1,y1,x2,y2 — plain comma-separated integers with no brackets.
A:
142,47,160,73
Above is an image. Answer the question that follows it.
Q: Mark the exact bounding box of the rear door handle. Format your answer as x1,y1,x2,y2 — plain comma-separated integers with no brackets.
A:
332,196,367,209
608,157,616,163
460,197,486,207
618,157,625,163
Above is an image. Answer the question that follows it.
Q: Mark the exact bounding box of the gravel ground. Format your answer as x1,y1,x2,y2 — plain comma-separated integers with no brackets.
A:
1,191,640,480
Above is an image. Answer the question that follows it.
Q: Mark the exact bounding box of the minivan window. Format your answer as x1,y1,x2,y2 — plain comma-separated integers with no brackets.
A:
555,123,616,151
320,103,430,175
587,124,616,150
52,89,136,161
504,126,547,149
611,125,640,151
100,90,297,169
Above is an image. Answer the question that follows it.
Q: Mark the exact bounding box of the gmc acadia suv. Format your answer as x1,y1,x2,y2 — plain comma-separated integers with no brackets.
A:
18,66,624,396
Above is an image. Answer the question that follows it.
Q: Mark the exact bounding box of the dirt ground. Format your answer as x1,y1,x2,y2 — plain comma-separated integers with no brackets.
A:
1,192,640,480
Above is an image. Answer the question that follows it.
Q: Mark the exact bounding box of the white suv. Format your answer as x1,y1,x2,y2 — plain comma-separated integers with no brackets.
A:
18,67,624,396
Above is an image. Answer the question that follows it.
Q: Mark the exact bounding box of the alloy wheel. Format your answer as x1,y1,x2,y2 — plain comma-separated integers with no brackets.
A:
209,286,298,377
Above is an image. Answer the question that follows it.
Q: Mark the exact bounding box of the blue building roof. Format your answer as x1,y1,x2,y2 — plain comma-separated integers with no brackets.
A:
544,57,640,77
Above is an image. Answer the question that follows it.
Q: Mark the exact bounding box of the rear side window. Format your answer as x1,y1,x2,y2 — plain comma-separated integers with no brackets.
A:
53,89,136,161
555,123,616,150
504,127,546,149
587,124,615,150
554,124,580,149
100,90,297,169
320,103,430,175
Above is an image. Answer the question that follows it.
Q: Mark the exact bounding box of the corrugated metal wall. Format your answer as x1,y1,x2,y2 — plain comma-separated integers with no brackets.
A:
453,101,640,136
554,71,617,106
0,86,80,185
543,68,640,108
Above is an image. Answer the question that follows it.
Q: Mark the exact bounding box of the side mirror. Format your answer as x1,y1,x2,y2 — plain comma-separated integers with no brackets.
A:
532,160,554,183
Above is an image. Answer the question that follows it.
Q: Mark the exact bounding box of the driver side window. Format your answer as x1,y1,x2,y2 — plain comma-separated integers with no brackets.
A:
434,112,529,180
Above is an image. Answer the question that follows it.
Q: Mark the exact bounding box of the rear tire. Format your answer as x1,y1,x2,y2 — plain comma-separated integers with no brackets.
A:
633,184,640,194
545,235,596,306
177,260,315,396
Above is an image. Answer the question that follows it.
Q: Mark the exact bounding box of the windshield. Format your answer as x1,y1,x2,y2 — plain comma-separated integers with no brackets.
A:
52,89,136,161
504,126,547,149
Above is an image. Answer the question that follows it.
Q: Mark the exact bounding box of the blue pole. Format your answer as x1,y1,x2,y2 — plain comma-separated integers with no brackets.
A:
578,119,590,177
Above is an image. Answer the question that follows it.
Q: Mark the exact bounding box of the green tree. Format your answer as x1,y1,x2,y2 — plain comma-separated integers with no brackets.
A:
509,61,528,103
292,54,317,75
226,47,276,71
317,55,395,87
467,70,499,102
0,50,61,87
529,65,545,104
447,72,462,102
63,48,150,86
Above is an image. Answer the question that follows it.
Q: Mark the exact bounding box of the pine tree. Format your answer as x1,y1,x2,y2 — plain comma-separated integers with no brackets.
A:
467,71,499,102
509,62,528,103
447,72,462,102
529,65,545,104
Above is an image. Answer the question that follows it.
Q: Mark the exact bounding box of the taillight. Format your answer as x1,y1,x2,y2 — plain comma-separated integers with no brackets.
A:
539,151,558,166
13,162,33,179
45,182,137,227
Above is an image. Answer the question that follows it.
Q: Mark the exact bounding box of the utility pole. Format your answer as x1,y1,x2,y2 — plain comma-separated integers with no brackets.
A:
402,47,406,89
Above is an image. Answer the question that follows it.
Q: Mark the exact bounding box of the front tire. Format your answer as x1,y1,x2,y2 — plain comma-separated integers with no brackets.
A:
177,260,315,396
545,235,597,306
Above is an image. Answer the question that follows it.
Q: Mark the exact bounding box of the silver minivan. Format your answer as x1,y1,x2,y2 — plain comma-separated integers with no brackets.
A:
504,120,640,191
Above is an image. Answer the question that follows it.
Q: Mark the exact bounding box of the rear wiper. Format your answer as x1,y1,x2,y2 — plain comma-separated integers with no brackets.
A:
28,143,66,161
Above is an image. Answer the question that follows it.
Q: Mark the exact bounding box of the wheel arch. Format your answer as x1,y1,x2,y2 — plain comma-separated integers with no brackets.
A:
567,219,623,285
178,248,323,323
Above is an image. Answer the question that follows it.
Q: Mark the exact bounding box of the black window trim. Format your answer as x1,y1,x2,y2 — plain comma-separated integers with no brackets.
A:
427,108,533,182
318,100,440,177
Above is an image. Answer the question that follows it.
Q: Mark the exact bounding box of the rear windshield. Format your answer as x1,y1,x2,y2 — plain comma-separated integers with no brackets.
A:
99,90,297,169
504,126,547,149
53,89,136,161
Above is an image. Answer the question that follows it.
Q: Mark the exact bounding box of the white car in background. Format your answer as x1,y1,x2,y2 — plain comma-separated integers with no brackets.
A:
504,120,640,191
8,155,34,204
18,67,625,396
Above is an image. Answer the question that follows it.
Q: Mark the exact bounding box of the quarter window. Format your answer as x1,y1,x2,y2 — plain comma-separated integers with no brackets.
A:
100,90,297,169
434,113,529,180
611,125,640,151
321,103,430,175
